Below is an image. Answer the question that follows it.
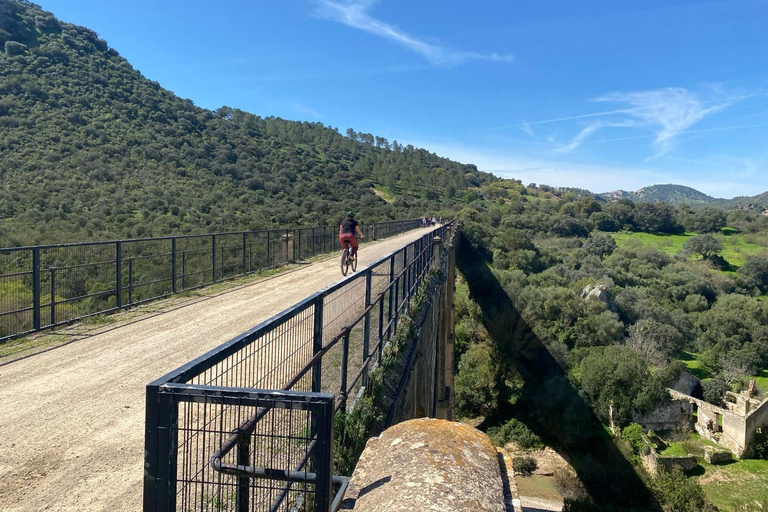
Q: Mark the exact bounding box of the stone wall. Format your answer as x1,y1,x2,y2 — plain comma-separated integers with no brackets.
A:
655,455,698,473
667,388,759,457
390,289,441,422
373,228,458,430
745,397,768,457
640,443,698,475
634,399,691,431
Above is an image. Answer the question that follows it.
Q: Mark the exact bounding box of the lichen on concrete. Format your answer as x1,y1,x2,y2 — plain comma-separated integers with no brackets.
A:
340,418,512,511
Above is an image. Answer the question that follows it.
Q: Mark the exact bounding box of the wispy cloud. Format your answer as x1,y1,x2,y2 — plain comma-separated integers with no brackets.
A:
556,120,638,152
289,101,323,119
545,87,768,156
519,123,534,137
312,0,513,66
593,88,729,155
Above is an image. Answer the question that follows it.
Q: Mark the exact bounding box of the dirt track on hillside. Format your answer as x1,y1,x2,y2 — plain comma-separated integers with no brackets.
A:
0,229,428,512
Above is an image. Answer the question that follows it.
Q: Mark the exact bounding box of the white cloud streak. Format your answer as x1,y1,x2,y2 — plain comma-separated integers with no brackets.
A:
594,88,729,155
313,0,513,66
549,87,752,155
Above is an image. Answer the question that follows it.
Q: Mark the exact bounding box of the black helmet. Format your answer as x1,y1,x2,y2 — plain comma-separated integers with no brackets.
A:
346,211,355,217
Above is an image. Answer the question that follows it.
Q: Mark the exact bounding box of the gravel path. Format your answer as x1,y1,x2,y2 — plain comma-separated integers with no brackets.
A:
0,229,428,512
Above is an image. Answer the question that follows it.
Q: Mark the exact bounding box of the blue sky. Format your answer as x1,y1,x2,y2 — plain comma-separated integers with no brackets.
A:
39,0,768,198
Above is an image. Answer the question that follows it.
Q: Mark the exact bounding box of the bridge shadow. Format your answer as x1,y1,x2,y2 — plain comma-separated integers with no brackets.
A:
457,234,660,510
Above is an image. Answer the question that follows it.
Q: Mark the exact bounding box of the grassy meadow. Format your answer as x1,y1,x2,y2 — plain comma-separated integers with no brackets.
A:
656,432,768,510
610,228,768,271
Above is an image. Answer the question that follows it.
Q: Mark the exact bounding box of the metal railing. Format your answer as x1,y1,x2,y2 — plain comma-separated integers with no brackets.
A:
0,220,420,342
144,222,456,512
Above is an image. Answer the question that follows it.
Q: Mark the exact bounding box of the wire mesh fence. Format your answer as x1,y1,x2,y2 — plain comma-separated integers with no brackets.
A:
0,220,421,342
144,222,456,512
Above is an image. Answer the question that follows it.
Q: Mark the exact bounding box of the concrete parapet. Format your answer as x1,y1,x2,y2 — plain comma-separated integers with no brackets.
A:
341,418,520,511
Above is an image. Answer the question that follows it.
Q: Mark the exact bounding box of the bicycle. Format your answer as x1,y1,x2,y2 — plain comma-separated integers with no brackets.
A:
340,240,357,276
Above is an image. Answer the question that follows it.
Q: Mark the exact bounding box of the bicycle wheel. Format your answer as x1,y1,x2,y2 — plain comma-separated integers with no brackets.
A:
340,248,350,276
351,252,357,272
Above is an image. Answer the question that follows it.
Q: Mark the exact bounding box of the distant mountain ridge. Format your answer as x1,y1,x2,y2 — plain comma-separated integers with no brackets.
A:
598,184,768,209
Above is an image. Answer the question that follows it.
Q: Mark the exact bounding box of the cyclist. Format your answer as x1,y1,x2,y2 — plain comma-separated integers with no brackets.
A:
339,211,364,260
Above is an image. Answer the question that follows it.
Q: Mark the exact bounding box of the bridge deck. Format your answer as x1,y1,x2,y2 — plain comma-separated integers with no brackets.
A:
0,228,428,512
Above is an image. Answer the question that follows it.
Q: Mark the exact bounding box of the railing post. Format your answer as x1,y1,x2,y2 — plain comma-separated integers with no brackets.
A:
266,230,271,268
392,274,399,336
387,255,395,340
171,238,177,294
128,258,134,304
314,398,334,512
181,252,186,291
116,241,122,310
312,227,316,257
143,385,178,512
211,234,217,283
49,267,56,326
32,247,41,331
432,236,442,271
363,270,372,387
285,229,290,263
242,233,247,275
377,297,384,364
236,435,251,512
401,247,408,304
339,331,350,413
312,298,324,393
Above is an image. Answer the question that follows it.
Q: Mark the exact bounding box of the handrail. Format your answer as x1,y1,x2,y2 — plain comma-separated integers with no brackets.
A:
0,219,421,342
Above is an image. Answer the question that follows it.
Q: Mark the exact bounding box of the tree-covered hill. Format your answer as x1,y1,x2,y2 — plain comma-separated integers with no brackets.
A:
599,184,716,206
599,183,768,211
0,0,496,247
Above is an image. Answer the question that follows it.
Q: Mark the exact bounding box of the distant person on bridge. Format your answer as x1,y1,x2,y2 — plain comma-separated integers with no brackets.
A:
339,211,364,260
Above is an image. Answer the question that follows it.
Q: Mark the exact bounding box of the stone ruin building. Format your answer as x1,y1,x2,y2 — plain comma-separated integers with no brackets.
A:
635,374,768,457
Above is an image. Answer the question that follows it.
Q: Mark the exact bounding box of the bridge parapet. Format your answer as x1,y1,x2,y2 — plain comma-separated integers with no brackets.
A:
341,418,521,512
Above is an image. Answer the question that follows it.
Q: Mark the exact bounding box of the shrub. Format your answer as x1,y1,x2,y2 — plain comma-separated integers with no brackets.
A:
702,378,729,407
554,468,587,500
563,498,648,512
513,455,537,476
486,417,543,449
4,41,27,55
455,341,500,418
621,423,646,455
653,469,707,512
753,430,768,459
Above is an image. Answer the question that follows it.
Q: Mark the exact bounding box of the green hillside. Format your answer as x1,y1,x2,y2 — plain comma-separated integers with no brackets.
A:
600,184,768,211
600,184,716,206
0,0,496,247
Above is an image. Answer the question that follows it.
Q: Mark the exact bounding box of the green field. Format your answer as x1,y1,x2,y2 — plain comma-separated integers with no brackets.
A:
678,351,714,381
753,369,768,392
658,442,689,456
610,228,768,270
657,432,768,510
700,458,768,510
